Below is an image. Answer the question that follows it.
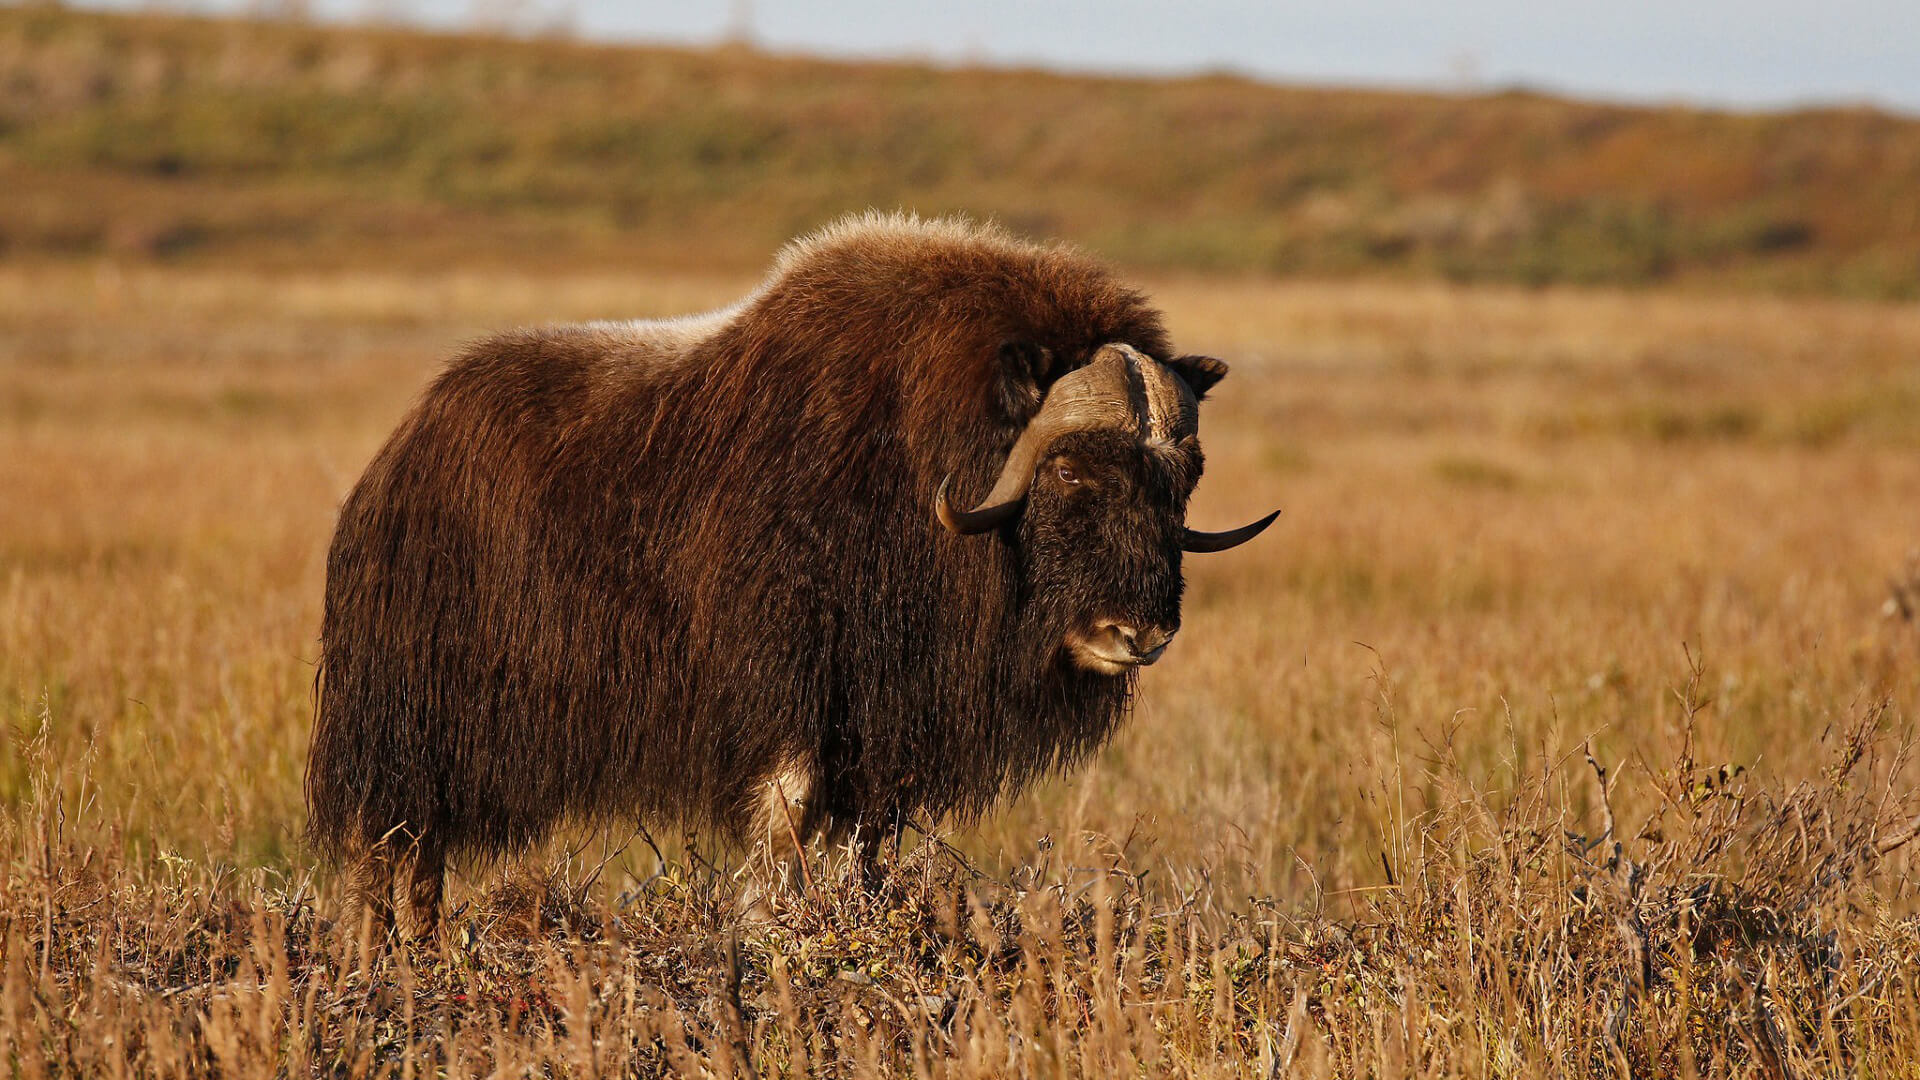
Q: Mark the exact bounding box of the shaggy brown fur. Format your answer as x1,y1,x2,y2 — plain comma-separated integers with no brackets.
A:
307,213,1236,933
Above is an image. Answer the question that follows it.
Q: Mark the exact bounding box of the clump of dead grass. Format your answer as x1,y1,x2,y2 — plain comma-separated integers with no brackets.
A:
1337,660,1919,1076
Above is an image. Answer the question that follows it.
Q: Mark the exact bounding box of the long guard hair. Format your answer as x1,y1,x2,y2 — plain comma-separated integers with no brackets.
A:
307,213,1177,882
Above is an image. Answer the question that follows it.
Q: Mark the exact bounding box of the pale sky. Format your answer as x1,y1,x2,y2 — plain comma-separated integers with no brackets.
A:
83,0,1920,113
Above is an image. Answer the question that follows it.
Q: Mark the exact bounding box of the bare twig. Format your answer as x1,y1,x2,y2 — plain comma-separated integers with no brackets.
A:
716,933,761,1080
1586,739,1620,849
1875,813,1920,855
1733,963,1799,1080
770,777,817,898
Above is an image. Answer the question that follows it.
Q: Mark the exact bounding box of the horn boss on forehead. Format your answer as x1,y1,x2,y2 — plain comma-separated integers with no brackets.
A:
935,342,1276,551
1133,348,1198,445
935,343,1147,534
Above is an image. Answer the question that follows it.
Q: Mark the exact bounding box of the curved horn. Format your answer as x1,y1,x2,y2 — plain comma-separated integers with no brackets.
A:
1180,509,1280,553
931,422,1053,535
934,474,1023,535
934,347,1139,536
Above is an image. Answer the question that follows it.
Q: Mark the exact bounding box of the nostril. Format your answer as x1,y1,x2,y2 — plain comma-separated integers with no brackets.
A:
1133,627,1176,655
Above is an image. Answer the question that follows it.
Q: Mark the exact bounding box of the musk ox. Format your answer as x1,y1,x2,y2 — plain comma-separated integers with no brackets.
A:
307,213,1276,934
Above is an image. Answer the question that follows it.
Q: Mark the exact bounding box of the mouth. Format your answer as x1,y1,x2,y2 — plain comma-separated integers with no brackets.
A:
1065,625,1174,675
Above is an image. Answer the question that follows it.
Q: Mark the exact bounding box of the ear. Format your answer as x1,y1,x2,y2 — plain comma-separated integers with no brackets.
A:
1165,354,1228,399
993,339,1051,425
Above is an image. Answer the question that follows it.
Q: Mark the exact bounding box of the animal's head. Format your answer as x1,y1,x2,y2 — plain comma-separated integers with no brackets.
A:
936,343,1277,675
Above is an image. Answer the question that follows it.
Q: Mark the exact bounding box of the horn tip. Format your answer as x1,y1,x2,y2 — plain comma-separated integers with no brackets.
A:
935,473,1022,536
1240,508,1282,541
1181,508,1282,553
933,474,962,534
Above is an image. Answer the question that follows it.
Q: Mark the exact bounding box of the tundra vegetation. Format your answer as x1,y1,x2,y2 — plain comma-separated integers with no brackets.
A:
5,7,1920,296
5,257,1920,1076
3,10,1920,1080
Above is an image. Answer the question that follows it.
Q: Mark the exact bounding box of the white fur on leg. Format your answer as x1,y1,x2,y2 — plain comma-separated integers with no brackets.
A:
738,763,816,921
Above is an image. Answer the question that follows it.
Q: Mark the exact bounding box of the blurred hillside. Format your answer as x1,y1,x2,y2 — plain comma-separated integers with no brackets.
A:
4,6,1920,295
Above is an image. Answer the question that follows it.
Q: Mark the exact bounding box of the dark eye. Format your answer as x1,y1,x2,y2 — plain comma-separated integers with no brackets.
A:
1055,462,1080,486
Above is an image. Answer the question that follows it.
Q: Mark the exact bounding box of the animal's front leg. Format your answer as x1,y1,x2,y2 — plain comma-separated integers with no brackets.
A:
737,762,821,921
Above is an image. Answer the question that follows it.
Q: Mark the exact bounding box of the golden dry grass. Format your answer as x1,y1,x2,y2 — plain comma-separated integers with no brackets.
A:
3,259,1920,1075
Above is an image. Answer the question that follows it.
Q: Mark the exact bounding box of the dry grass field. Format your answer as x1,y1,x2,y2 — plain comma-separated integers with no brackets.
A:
6,12,1920,1074
3,251,1920,1068
3,253,1919,1075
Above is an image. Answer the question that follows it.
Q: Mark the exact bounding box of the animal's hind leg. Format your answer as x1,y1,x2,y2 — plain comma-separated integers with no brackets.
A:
401,836,446,941
346,842,397,946
838,804,903,893
865,806,907,889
